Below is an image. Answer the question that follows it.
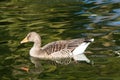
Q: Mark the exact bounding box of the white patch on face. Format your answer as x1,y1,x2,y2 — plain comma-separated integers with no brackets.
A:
72,42,90,55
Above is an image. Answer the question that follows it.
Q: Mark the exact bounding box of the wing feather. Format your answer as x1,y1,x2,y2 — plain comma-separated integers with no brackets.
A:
41,38,86,54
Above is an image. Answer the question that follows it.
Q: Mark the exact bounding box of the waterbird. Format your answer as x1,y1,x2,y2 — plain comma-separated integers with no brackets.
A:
21,32,94,64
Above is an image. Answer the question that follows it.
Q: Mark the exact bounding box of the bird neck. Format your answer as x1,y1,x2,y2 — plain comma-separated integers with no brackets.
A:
33,37,41,48
30,38,42,57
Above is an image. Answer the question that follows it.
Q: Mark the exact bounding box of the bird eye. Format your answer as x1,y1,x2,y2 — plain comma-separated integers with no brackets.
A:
27,34,31,39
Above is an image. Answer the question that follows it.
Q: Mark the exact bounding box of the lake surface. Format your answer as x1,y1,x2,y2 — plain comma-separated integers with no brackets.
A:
0,0,120,80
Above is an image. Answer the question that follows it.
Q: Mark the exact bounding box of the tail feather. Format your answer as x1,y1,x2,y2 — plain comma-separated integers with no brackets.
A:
84,38,94,43
72,38,94,63
72,38,94,56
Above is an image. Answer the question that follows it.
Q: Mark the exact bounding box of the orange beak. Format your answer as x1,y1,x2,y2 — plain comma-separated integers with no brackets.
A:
20,37,28,44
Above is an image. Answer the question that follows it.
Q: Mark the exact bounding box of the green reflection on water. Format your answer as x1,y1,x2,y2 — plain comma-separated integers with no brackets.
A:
0,0,120,80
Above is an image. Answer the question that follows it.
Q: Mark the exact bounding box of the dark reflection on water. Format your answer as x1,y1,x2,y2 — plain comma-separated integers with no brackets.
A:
0,0,120,80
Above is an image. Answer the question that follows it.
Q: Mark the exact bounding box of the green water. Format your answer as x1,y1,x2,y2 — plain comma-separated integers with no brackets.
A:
0,0,120,80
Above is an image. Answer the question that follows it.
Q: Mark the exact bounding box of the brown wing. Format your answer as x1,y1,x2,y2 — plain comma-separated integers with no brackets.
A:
41,38,86,55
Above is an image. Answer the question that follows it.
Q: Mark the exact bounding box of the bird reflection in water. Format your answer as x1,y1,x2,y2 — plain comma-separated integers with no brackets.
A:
29,55,72,74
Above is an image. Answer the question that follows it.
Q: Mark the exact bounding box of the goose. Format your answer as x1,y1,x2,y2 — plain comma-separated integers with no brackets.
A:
20,32,94,64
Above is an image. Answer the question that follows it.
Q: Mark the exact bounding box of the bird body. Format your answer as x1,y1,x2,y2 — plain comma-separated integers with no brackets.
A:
21,32,94,63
